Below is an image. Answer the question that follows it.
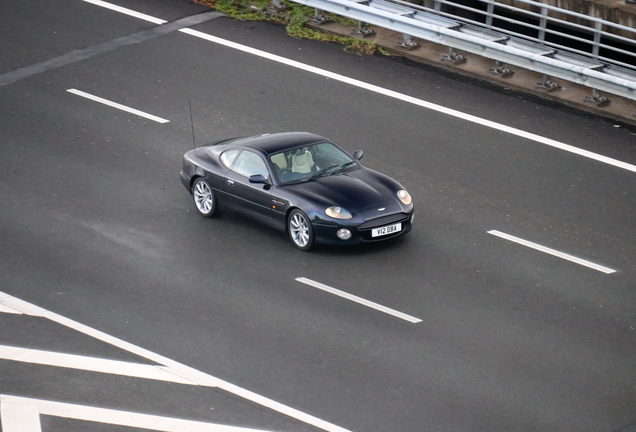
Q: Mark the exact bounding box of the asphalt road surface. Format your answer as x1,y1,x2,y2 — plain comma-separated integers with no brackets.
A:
1,0,635,431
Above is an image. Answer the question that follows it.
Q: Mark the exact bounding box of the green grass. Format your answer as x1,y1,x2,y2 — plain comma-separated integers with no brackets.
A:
195,0,380,54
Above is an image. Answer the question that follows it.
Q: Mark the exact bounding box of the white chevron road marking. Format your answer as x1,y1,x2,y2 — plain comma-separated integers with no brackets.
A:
0,345,194,384
0,395,272,432
0,290,352,432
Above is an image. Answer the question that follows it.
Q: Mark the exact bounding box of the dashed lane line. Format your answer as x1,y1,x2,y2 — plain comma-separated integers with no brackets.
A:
488,230,617,274
296,277,423,323
67,88,170,123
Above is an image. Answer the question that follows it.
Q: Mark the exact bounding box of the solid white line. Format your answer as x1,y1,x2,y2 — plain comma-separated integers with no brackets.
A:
82,0,166,24
0,291,352,432
487,230,617,274
0,345,195,384
83,0,636,174
1,395,271,432
67,89,170,123
178,28,636,174
296,277,422,323
82,0,636,174
0,395,42,432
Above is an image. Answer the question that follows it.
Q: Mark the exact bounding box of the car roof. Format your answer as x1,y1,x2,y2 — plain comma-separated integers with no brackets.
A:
220,132,330,156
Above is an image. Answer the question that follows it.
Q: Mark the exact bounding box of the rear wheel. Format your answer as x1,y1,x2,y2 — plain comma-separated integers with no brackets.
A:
192,178,218,218
288,209,314,251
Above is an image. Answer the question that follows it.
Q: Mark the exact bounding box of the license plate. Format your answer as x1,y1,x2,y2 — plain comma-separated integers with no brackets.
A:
371,223,402,237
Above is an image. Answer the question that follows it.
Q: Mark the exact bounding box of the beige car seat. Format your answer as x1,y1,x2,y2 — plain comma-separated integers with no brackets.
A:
270,153,287,172
291,150,314,173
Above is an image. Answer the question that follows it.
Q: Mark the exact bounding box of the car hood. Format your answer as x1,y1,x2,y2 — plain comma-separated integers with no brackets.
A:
283,167,405,213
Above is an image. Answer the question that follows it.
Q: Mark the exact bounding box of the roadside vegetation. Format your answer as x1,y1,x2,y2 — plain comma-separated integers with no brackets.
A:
194,0,383,54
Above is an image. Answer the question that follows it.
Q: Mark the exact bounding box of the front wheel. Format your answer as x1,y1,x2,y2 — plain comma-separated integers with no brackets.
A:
192,178,219,218
288,209,314,251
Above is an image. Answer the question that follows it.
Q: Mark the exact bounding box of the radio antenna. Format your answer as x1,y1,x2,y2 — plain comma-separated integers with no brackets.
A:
188,100,197,155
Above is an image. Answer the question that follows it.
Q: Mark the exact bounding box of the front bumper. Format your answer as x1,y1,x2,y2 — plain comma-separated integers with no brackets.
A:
312,210,414,245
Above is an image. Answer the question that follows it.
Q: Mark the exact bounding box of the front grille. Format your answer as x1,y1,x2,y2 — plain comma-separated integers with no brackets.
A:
358,213,410,230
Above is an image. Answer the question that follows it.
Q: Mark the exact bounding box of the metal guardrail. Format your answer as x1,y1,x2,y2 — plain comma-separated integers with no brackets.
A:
286,0,636,103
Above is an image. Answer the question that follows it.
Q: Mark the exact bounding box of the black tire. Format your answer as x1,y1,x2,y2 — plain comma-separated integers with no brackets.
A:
288,209,314,251
192,178,219,218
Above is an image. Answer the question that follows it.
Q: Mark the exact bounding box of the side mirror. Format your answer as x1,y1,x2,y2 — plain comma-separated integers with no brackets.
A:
352,150,364,161
249,174,270,184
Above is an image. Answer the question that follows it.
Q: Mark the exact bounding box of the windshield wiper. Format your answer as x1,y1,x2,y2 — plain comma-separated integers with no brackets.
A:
306,166,332,181
329,161,356,175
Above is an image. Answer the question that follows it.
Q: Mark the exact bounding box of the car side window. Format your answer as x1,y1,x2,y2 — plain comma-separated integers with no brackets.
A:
220,149,241,169
232,150,269,179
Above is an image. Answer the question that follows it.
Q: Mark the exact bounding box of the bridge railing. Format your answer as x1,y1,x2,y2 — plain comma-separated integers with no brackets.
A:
414,0,636,69
286,0,636,103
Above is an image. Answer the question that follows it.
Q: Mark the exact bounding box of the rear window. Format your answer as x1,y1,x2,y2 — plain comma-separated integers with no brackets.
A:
220,149,240,168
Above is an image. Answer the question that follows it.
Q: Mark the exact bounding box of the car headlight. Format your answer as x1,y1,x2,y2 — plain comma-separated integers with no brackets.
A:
325,206,352,219
397,190,412,205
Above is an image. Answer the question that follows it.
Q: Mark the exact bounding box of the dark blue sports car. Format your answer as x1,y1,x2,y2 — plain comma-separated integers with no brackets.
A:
180,132,414,250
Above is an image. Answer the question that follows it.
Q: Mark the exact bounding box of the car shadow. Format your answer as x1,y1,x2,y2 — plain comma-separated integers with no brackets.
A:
309,234,411,256
209,211,411,256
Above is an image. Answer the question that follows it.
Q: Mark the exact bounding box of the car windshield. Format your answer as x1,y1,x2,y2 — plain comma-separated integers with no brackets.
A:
269,142,357,184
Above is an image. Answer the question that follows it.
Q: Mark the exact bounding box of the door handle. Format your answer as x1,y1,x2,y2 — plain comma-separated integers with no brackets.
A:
227,180,234,186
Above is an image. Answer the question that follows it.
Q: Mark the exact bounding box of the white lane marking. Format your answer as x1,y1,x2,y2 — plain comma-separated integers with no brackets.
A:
83,0,636,173
487,230,617,274
296,277,422,323
0,291,352,432
67,89,170,123
82,0,166,24
0,395,272,432
1,395,42,432
178,27,636,174
0,345,195,385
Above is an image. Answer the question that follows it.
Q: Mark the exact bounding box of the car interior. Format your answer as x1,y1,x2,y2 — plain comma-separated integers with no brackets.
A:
270,143,355,184
233,150,270,180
